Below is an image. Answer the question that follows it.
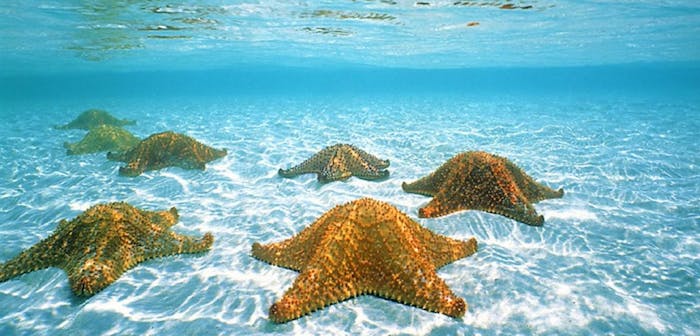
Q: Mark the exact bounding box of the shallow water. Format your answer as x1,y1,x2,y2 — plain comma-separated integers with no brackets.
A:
1,1,700,335
1,89,698,335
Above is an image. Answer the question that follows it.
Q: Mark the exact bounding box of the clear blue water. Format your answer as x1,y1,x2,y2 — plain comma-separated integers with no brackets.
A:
1,1,699,335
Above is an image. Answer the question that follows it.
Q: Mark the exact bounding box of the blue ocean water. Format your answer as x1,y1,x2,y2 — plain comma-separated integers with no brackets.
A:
1,1,699,335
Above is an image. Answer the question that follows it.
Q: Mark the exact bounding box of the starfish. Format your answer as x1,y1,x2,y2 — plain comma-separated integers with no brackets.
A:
106,131,227,177
252,198,477,323
55,109,136,130
402,151,564,226
64,125,140,155
278,143,389,183
0,202,213,297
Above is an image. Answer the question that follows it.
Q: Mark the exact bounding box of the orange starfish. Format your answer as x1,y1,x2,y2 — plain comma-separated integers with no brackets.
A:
252,198,477,323
0,202,213,297
402,151,564,226
107,131,226,177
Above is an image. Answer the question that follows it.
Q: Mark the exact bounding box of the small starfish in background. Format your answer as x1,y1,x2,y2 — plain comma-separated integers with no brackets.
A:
278,143,389,183
0,202,213,297
402,151,563,226
252,198,477,323
55,109,135,130
107,131,227,176
64,125,140,155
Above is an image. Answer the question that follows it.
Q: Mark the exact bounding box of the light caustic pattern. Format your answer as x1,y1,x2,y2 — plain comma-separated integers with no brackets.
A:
0,95,698,335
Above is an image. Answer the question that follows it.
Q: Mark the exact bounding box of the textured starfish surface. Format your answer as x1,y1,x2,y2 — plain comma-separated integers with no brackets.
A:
55,109,136,130
64,125,140,155
107,131,227,176
402,151,564,226
278,143,389,183
252,198,477,323
0,202,213,297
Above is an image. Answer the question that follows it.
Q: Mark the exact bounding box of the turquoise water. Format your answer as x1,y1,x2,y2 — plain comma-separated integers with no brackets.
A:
1,1,699,335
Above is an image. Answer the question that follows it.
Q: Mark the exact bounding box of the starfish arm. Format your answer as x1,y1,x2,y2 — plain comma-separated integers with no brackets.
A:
139,232,214,261
269,265,360,323
0,239,56,283
402,161,456,196
341,151,389,181
65,256,123,296
417,194,460,218
61,225,139,296
252,242,310,272
534,186,564,202
402,177,438,197
278,154,325,178
364,218,469,318
421,185,545,225
420,235,478,270
353,167,389,181
252,206,342,271
504,160,564,202
64,231,212,297
346,145,390,170
265,213,365,322
368,258,467,319
192,144,226,164
480,201,544,226
118,164,146,177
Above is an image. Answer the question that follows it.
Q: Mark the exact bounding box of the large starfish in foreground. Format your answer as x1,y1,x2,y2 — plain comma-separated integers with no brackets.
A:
278,143,389,183
252,198,477,323
107,131,227,176
55,109,135,130
0,202,213,297
402,151,564,226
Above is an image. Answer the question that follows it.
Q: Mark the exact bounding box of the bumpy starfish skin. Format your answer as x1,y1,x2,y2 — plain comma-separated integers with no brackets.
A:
64,125,140,155
107,131,227,176
0,202,213,297
55,109,136,130
252,198,477,323
278,143,390,183
402,151,564,226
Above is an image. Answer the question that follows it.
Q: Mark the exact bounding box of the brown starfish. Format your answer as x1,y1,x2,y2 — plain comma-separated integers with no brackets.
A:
252,198,477,323
402,151,564,226
107,131,227,177
64,125,140,155
0,202,213,297
278,143,389,183
55,109,135,130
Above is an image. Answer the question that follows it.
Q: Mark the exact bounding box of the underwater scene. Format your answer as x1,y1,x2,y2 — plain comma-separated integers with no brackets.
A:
1,1,699,335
